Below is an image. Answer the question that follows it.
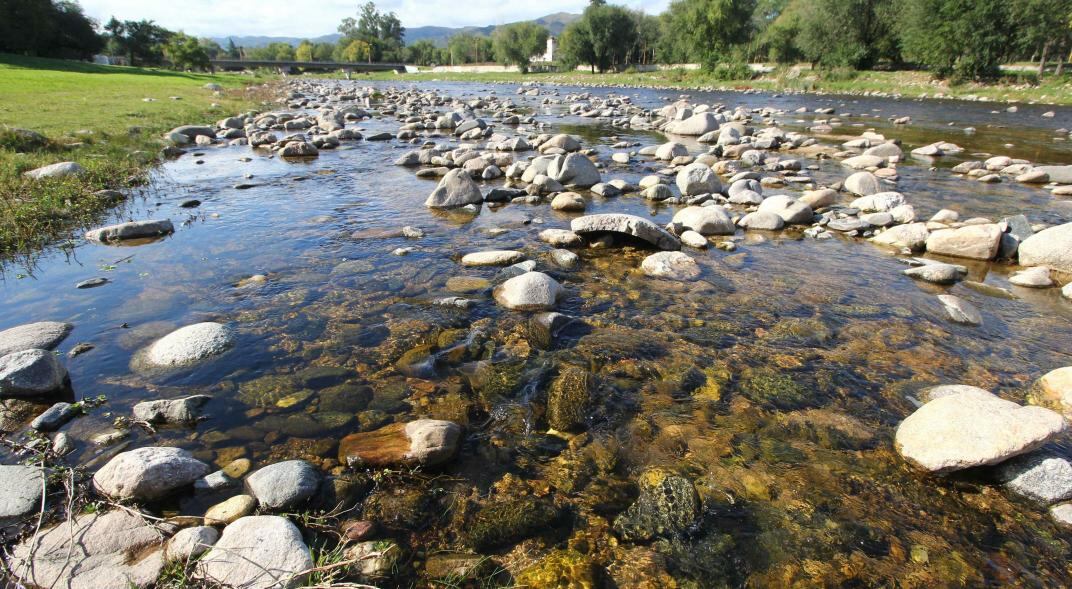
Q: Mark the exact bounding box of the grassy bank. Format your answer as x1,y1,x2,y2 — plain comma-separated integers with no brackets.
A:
0,54,274,257
359,67,1072,105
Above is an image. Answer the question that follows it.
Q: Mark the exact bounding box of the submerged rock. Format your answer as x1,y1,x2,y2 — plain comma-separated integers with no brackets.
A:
895,387,1067,473
132,395,210,425
85,219,174,243
467,495,561,550
547,366,595,432
937,294,982,326
140,322,234,369
339,419,461,467
614,468,701,541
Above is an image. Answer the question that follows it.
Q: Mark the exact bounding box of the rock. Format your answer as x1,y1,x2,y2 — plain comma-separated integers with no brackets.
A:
1018,223,1072,272
0,349,68,397
841,154,885,169
92,446,210,501
195,516,313,589
614,468,700,541
671,206,734,235
995,453,1072,504
799,188,837,208
8,510,168,589
425,169,483,208
641,251,701,281
204,494,257,525
23,161,86,180
680,230,708,248
539,229,583,247
548,153,601,188
1036,165,1072,184
550,192,586,211
937,294,982,325
165,526,218,563
340,519,377,541
142,322,234,368
850,192,904,212
872,223,929,251
547,367,595,431
845,171,881,196
738,211,785,230
515,551,597,588
339,419,461,467
675,163,720,196
467,496,560,550
926,224,1002,260
864,142,903,158
654,142,688,161
1009,266,1053,288
665,112,720,135
345,540,402,580
757,195,813,224
493,272,564,311
85,219,174,243
132,395,210,425
895,387,1067,473
30,401,78,431
551,248,579,268
1051,503,1072,526
245,460,321,510
0,321,72,356
460,250,524,266
903,262,966,284
0,465,44,520
827,218,872,233
571,214,681,250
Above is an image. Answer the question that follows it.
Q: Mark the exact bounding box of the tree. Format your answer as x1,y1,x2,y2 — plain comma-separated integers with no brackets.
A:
793,0,899,69
0,0,103,60
406,39,442,65
447,33,494,64
295,40,315,62
493,22,549,73
1009,0,1072,75
900,0,1012,79
165,33,209,70
313,42,335,61
657,0,757,69
226,38,240,59
632,11,661,65
198,38,222,59
755,1,803,64
338,2,405,62
105,18,172,66
338,39,372,62
559,2,638,73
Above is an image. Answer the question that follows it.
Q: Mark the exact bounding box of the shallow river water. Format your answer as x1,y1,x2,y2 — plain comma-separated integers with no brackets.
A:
4,80,1072,587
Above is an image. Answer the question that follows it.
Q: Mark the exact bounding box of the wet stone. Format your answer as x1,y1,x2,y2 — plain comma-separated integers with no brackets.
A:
614,468,701,541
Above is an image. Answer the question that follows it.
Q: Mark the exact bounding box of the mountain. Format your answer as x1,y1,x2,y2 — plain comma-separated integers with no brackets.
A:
211,12,579,49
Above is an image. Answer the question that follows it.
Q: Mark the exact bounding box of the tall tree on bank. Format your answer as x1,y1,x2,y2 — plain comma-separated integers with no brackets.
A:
900,0,1012,79
492,22,548,74
0,0,103,60
657,0,757,69
338,2,405,62
1009,0,1072,75
105,18,172,66
164,33,210,70
559,1,638,73
794,0,899,69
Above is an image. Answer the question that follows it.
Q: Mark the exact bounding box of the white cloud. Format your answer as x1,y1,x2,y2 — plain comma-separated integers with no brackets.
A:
77,0,672,38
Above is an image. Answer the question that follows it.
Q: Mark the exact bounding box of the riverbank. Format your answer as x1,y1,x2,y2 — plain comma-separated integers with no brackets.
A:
0,54,274,257
360,67,1072,106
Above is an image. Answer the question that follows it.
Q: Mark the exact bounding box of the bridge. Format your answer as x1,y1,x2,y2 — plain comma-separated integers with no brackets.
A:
209,59,407,73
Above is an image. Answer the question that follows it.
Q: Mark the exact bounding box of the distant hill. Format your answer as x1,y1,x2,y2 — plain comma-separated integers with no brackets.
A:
211,12,579,49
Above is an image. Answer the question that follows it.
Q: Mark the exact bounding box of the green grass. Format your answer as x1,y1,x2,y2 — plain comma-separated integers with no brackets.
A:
0,53,274,257
358,66,1072,105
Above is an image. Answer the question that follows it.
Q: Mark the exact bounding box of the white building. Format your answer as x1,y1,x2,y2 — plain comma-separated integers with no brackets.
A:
533,36,557,63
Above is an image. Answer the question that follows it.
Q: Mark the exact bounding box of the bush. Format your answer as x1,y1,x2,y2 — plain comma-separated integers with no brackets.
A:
708,62,753,81
818,66,859,82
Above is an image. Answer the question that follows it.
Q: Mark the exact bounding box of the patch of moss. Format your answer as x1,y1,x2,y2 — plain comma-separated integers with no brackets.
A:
515,550,597,589
467,496,561,550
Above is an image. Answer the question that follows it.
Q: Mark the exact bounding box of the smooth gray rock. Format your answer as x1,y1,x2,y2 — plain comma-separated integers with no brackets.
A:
493,272,563,311
896,387,1067,473
738,211,785,230
757,195,813,224
0,321,72,357
142,322,234,368
547,153,601,188
938,294,982,325
425,169,483,208
0,349,68,397
903,262,966,284
23,161,85,180
872,223,929,251
844,171,881,196
85,220,174,243
92,446,209,500
194,516,313,589
665,112,721,136
675,163,720,196
31,401,78,431
641,252,701,281
245,460,321,510
1018,223,1072,272
0,465,44,519
672,206,734,235
165,526,219,563
132,395,210,425
926,224,1002,260
996,453,1072,504
571,214,681,250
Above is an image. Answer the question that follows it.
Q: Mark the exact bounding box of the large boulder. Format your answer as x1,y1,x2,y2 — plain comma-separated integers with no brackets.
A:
141,322,234,368
0,349,68,397
85,220,174,243
757,195,813,224
571,214,681,250
547,153,601,188
425,168,483,208
0,321,72,356
493,272,564,311
339,419,461,467
895,387,1067,473
675,163,720,196
0,465,44,520
1018,223,1072,272
245,460,321,510
7,510,169,589
641,252,701,281
665,112,721,136
844,171,881,196
92,446,210,500
671,206,734,235
194,516,313,589
926,224,1003,260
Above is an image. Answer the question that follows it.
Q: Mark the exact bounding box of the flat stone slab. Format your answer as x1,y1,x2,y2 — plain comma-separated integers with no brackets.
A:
85,220,174,243
896,387,1067,473
571,214,681,250
0,465,44,519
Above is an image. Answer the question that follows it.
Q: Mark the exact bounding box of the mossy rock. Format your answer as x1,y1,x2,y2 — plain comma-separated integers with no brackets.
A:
548,367,595,432
763,317,834,347
515,550,598,589
467,359,527,406
318,383,373,413
613,468,700,542
237,374,300,407
739,367,808,410
255,414,323,437
363,486,433,531
297,366,354,389
467,495,561,550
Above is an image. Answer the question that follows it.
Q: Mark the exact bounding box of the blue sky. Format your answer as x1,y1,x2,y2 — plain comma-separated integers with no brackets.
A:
78,0,673,38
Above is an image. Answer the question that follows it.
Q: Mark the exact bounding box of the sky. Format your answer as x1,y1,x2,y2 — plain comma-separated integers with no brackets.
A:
77,0,673,38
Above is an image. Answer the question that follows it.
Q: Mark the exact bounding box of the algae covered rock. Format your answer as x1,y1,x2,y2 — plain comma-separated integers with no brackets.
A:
547,366,595,432
467,495,561,550
613,468,701,541
515,550,598,589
